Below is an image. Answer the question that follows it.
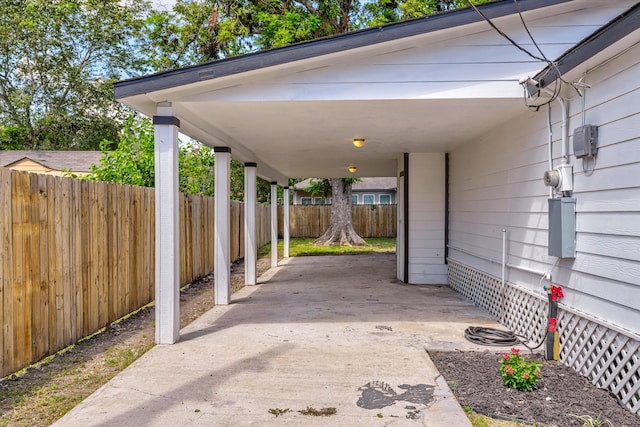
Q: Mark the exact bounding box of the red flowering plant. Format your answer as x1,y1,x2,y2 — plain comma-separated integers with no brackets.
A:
499,348,542,391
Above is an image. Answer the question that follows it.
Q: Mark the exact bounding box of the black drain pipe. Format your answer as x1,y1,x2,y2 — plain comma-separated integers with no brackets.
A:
445,153,449,264
403,153,409,283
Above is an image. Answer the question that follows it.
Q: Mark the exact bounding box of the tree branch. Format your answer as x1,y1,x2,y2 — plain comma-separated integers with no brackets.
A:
295,0,318,15
0,76,19,120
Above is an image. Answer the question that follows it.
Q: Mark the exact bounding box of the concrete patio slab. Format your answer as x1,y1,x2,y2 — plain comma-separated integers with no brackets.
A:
53,254,512,426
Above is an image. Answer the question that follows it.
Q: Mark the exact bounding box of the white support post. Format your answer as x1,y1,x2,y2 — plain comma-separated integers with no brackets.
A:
244,163,257,285
153,105,180,344
214,147,231,304
271,182,278,268
283,186,290,258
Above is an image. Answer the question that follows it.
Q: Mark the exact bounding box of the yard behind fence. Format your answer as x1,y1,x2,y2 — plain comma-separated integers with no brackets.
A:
1,168,396,378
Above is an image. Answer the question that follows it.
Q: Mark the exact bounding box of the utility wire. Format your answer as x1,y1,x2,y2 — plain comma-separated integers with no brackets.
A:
513,0,584,97
513,0,550,63
465,0,546,62
465,0,584,110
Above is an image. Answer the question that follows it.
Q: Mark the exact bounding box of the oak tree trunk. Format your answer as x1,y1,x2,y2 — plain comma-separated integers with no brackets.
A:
314,178,367,246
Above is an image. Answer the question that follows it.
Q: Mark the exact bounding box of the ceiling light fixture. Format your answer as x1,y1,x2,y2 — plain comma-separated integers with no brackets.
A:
352,138,365,148
348,165,357,173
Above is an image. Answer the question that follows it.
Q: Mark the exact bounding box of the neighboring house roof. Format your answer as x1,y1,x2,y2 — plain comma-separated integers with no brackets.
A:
0,151,102,173
294,178,397,192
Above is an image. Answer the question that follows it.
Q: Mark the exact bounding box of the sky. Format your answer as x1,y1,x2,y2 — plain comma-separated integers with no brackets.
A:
151,0,176,11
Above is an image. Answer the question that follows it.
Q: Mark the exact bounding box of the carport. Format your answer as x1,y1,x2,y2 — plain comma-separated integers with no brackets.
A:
114,0,577,344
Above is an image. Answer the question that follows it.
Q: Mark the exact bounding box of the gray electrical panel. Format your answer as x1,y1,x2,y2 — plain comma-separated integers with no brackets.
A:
573,125,598,158
548,198,576,258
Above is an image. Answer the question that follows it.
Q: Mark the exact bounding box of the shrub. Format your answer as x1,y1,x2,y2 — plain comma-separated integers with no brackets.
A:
499,348,542,391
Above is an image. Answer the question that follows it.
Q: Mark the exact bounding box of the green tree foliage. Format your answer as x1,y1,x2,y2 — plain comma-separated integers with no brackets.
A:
88,116,155,188
145,0,493,69
0,0,148,150
145,0,357,70
144,0,359,69
360,0,492,26
87,115,248,199
306,179,333,200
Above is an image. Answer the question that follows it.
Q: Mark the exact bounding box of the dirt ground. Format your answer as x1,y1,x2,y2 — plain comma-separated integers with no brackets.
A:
2,257,639,426
429,350,640,426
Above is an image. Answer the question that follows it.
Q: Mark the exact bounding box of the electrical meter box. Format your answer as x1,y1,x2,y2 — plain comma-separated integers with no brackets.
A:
573,125,598,158
548,197,576,258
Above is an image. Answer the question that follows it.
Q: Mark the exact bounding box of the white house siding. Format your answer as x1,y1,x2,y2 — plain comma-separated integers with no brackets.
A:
408,153,447,284
448,42,640,337
183,2,635,103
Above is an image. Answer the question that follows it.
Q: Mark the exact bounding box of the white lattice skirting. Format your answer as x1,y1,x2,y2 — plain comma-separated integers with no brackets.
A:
448,259,640,415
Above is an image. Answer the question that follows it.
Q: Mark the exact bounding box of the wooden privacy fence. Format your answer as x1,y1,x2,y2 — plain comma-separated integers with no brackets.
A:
0,168,270,378
279,205,397,238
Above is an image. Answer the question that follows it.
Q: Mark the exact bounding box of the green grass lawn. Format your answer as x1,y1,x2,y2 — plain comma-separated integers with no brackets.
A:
258,237,396,257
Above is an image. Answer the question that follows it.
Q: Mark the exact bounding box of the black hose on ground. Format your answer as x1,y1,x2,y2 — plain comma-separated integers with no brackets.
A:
464,326,547,351
464,326,520,346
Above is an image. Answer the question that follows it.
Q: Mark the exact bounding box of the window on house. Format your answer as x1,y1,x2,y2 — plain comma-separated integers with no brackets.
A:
301,197,312,205
379,194,391,205
352,195,359,205
363,194,375,205
314,197,325,205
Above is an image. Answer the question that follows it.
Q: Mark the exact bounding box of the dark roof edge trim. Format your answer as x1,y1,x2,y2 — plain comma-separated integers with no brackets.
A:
115,0,569,99
533,3,640,90
153,115,180,127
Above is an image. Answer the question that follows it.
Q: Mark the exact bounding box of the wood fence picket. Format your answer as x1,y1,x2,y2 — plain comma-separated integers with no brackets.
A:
279,205,396,238
0,169,274,377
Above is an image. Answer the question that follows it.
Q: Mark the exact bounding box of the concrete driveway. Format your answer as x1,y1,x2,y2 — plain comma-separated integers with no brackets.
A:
53,254,508,426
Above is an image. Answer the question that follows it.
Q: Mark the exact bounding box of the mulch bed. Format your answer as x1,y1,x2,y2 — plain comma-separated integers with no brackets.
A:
428,350,640,426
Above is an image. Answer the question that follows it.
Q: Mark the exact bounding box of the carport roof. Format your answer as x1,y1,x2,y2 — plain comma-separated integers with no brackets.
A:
115,0,568,99
115,0,636,185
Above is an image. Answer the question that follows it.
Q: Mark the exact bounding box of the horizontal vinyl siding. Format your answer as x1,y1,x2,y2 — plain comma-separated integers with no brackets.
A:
205,4,637,104
448,42,640,334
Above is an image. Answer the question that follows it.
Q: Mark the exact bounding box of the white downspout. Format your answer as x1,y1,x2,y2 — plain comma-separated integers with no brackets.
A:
543,91,569,196
556,95,571,197
543,92,569,165
501,229,506,323
556,96,569,166
546,105,554,199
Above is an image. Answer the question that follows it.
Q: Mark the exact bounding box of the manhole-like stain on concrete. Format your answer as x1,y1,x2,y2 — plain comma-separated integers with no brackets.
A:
356,381,434,410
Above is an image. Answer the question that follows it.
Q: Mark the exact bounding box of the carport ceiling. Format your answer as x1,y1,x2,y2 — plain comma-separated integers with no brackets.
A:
172,98,523,179
116,0,586,184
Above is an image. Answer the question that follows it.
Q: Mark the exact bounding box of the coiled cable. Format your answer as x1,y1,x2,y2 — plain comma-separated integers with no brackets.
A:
464,326,547,351
464,326,521,346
